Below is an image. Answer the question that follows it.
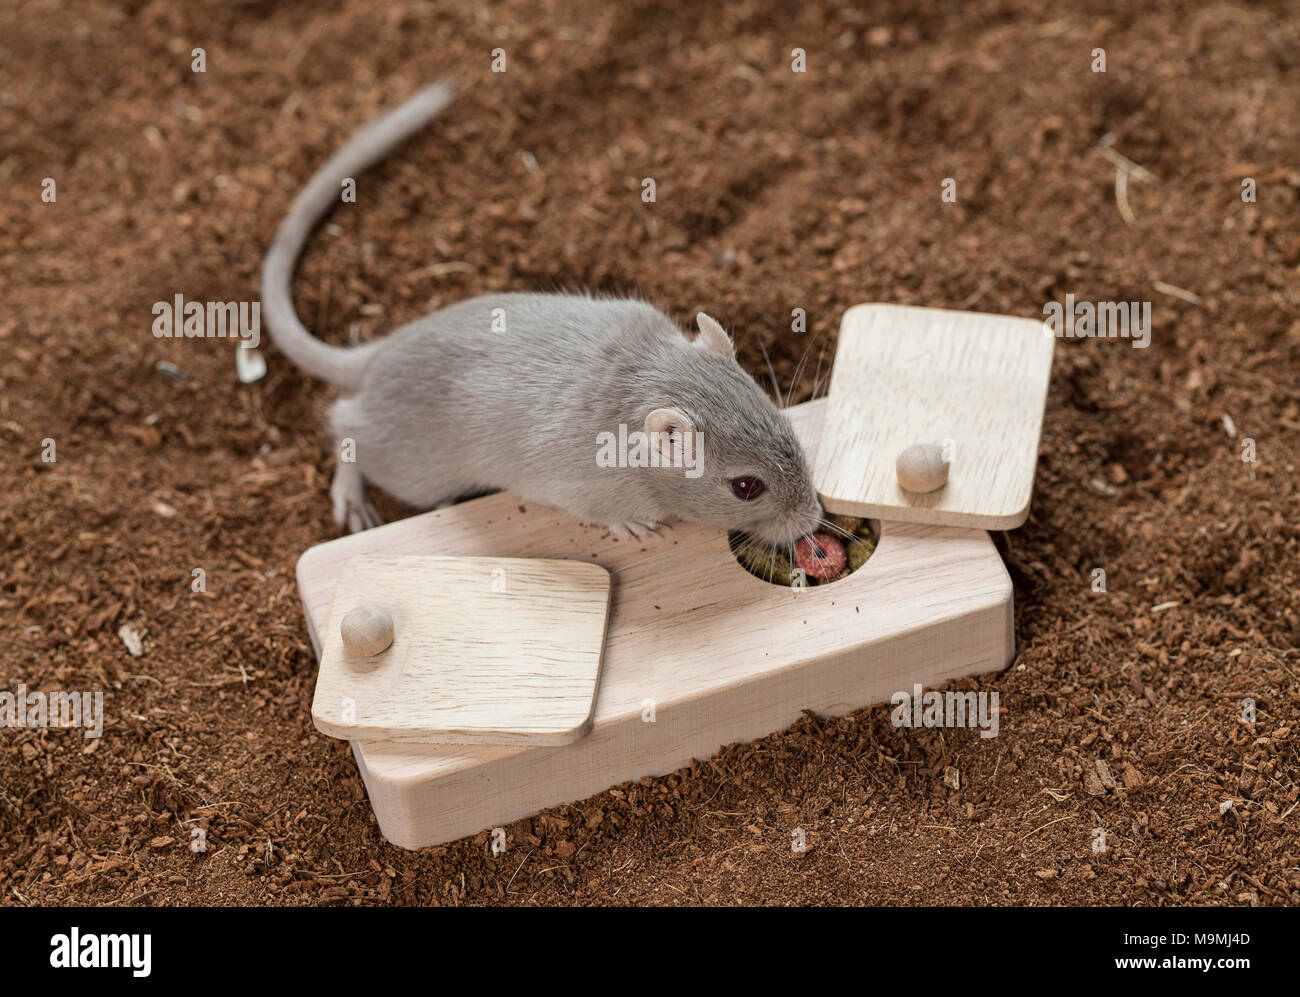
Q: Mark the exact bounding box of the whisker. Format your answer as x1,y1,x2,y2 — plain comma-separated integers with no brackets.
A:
784,330,823,409
808,339,830,402
755,335,784,408
606,530,729,578
672,543,754,611
815,518,858,542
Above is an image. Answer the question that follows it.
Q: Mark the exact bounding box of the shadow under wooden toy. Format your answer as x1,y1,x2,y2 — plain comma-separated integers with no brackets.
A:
299,303,1052,849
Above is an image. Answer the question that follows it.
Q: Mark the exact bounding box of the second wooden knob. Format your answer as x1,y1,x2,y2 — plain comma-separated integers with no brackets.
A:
340,604,394,656
896,443,950,493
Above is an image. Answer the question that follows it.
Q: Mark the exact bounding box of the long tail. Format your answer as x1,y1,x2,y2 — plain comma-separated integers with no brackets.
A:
260,81,456,390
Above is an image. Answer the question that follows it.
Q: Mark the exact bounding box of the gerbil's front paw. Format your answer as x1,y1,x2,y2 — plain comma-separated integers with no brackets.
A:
608,519,663,540
344,499,383,534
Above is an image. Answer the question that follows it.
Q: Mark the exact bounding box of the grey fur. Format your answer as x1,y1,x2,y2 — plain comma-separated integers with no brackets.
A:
261,84,823,544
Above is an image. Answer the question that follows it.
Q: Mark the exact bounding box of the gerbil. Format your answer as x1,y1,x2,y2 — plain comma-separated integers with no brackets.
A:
261,82,824,546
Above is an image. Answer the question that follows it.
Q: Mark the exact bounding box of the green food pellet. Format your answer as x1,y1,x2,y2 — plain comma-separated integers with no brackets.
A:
736,543,796,585
825,513,864,535
847,537,875,571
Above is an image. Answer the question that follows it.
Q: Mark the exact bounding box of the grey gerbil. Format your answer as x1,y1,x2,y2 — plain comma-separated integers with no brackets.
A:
261,82,823,545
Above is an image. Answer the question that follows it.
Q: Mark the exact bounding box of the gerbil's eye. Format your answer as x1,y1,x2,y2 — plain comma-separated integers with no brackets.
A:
730,476,765,501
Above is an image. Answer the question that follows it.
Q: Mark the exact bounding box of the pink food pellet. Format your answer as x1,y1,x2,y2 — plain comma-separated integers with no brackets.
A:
795,533,846,580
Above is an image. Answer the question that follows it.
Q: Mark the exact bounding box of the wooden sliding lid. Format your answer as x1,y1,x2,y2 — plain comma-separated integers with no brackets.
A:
311,555,612,746
812,304,1055,530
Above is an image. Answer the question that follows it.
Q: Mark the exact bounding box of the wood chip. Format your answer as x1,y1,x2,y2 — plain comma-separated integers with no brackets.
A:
1095,758,1117,790
118,623,144,657
1083,767,1107,796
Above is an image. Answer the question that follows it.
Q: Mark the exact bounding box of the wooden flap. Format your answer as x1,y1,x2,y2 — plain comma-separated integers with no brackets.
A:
813,304,1054,530
311,555,611,746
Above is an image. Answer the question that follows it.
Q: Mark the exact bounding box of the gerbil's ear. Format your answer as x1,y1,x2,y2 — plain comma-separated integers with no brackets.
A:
694,312,734,360
645,407,698,465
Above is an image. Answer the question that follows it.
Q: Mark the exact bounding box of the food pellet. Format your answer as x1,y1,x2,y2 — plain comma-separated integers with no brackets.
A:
846,535,875,571
825,513,864,535
795,533,847,580
735,542,796,585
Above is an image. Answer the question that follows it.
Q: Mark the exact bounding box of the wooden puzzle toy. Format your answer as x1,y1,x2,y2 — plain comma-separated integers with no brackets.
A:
299,303,1053,849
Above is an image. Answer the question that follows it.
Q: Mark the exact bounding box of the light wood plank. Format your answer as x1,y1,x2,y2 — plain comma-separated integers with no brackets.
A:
312,556,611,746
813,304,1054,530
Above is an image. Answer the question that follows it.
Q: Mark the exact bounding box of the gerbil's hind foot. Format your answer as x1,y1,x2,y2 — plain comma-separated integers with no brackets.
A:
608,519,663,540
330,463,383,533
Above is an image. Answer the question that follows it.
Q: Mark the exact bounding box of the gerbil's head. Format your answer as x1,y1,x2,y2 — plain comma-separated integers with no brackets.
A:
641,313,823,547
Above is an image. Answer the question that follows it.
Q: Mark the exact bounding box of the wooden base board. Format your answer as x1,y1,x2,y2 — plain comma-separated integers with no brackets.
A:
297,399,1014,850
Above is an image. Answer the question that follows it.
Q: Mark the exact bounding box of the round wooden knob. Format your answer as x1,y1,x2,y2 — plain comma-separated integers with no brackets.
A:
896,443,949,493
340,605,394,656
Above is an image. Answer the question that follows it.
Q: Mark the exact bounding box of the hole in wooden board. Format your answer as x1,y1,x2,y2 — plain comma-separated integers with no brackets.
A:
728,517,879,588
